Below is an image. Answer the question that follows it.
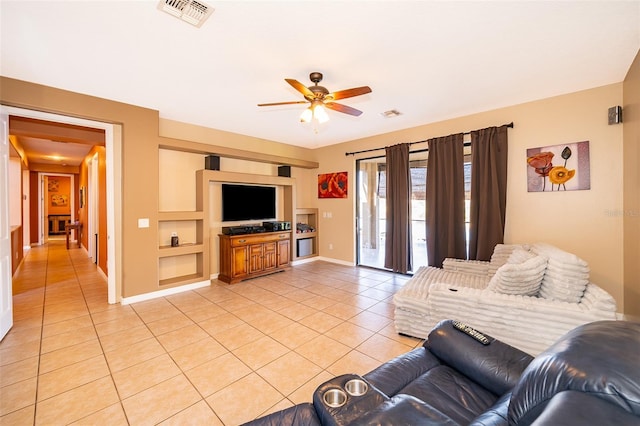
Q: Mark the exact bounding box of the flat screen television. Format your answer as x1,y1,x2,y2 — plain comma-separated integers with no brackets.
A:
221,184,276,222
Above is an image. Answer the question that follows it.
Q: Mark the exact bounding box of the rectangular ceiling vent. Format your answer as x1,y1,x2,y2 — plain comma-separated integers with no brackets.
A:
157,0,214,28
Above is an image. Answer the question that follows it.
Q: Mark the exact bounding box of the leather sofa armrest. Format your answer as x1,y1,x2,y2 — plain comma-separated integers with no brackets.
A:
240,403,321,426
530,391,639,426
313,374,388,426
508,320,640,425
426,320,534,395
363,347,441,397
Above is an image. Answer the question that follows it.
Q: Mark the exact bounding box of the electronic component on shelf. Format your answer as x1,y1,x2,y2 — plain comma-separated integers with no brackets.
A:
221,225,267,235
296,223,315,233
262,221,291,231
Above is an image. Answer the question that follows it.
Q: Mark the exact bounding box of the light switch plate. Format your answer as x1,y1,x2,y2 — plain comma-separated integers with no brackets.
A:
138,218,149,228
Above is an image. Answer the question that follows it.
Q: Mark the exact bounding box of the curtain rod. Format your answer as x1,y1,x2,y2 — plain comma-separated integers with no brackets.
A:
344,122,513,156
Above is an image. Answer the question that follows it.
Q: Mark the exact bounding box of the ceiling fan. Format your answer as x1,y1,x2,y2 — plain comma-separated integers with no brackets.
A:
258,72,372,123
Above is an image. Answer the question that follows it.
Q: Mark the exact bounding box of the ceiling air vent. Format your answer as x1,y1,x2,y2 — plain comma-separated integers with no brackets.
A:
381,109,402,118
157,0,214,28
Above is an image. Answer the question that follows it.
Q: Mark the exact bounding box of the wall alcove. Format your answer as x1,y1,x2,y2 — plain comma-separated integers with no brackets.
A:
158,168,296,287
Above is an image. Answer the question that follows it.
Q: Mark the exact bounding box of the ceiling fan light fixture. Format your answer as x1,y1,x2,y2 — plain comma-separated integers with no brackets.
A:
314,103,330,124
260,72,371,126
300,101,330,124
300,107,313,123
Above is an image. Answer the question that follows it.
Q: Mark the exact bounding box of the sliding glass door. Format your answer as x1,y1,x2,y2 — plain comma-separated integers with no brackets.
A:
356,152,428,272
356,147,473,272
356,157,385,268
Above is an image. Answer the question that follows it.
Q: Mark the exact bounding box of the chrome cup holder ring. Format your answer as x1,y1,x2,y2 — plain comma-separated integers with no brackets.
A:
344,378,368,396
323,388,347,408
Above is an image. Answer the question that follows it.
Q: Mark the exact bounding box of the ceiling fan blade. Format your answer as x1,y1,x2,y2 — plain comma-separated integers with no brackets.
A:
285,79,315,99
257,100,309,107
324,102,363,117
327,86,372,101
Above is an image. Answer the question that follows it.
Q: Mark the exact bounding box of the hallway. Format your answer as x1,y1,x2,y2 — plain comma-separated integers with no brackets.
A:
1,240,419,425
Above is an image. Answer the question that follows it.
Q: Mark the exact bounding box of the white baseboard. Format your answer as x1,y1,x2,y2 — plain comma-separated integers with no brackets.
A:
120,279,211,305
291,257,320,266
316,256,355,267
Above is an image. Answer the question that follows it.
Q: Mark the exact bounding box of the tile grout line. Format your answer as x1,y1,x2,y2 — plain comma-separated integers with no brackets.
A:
32,242,50,426
66,246,133,426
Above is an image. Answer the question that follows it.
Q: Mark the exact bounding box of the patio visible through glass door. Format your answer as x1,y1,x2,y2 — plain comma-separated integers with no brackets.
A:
356,153,428,272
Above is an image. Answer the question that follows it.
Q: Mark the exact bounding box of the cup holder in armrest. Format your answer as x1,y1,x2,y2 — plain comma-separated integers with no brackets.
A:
344,378,368,396
313,374,388,426
323,388,347,408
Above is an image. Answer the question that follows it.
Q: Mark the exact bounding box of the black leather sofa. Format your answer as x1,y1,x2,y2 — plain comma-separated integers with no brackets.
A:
243,319,640,425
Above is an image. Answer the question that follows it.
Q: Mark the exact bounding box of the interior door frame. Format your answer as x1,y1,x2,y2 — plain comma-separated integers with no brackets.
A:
38,172,75,245
88,153,99,263
0,111,13,340
1,105,121,304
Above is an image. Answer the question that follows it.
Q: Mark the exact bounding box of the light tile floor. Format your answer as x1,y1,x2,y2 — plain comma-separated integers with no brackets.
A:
1,240,422,425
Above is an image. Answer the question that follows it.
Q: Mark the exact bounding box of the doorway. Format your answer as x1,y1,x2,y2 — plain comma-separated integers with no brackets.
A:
39,173,75,244
1,105,121,304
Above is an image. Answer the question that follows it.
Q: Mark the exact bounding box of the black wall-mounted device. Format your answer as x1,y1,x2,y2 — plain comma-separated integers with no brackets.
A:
608,106,622,125
278,166,291,177
205,155,220,170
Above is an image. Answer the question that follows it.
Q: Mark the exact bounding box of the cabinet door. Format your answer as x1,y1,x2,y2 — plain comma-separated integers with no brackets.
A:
249,244,264,273
262,241,278,271
277,240,290,267
231,246,249,278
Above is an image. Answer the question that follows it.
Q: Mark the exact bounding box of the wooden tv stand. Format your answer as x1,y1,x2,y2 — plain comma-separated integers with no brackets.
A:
218,231,291,284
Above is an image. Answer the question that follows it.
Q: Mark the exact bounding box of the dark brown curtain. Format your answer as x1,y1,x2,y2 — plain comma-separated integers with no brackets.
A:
384,143,412,273
426,133,466,268
468,125,509,260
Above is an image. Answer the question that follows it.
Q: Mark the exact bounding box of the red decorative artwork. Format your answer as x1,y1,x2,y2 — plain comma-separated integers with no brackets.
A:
526,141,590,192
318,172,348,198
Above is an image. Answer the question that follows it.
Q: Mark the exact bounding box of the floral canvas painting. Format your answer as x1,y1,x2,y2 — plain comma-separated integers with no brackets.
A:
526,141,590,192
318,172,348,198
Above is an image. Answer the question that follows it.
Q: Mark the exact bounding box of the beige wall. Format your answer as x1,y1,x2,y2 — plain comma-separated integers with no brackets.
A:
2,71,637,314
159,118,317,167
1,77,316,298
623,50,640,319
314,83,626,307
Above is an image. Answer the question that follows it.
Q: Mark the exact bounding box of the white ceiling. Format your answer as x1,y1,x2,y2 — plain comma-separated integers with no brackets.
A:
1,1,639,150
18,137,94,166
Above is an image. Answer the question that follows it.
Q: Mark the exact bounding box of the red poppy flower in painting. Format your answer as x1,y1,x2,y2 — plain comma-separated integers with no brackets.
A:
527,151,554,176
318,172,348,198
527,151,554,191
